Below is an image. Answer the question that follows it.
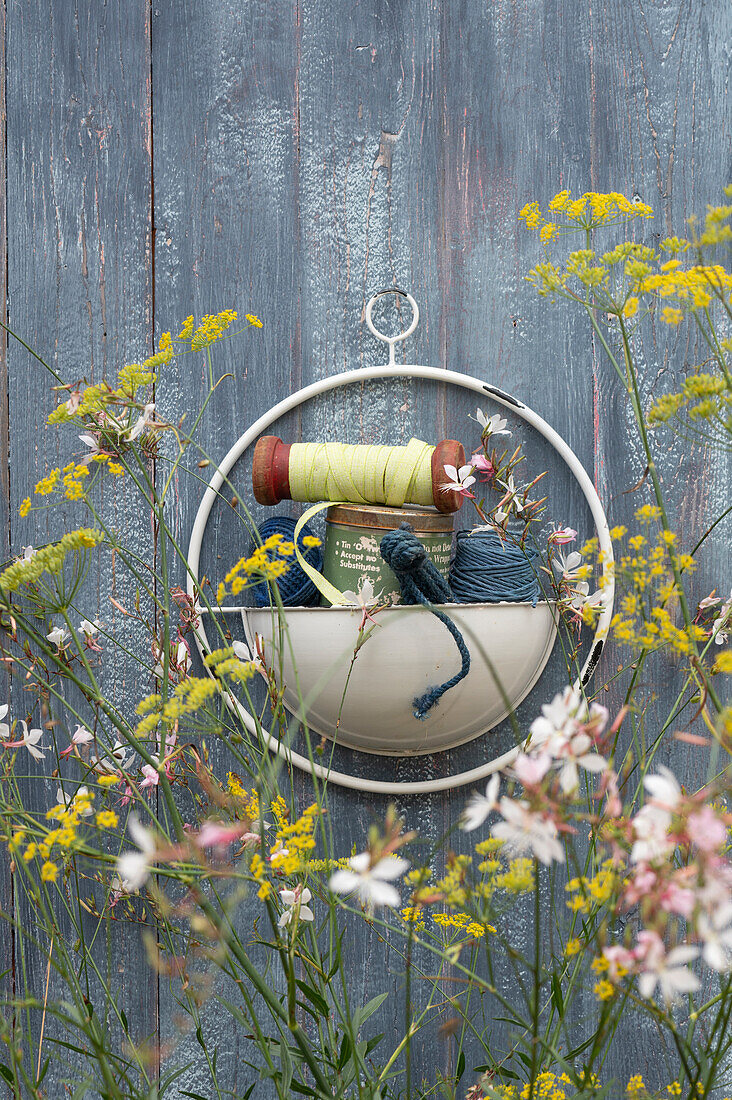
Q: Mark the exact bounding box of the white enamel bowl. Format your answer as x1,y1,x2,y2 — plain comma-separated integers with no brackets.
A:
244,602,557,756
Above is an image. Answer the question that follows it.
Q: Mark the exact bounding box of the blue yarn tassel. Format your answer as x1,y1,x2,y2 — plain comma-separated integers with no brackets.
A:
250,516,323,607
450,530,540,606
379,523,470,721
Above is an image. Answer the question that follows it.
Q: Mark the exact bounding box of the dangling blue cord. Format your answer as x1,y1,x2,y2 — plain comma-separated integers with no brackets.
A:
379,523,470,721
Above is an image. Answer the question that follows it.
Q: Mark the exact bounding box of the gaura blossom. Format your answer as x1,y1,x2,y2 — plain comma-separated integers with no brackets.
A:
60,723,94,759
79,433,102,464
687,806,727,852
115,817,157,893
475,409,511,437
470,453,495,478
635,931,699,1004
79,618,99,637
629,766,683,866
4,721,45,760
47,626,70,649
527,686,608,792
460,774,500,832
56,785,93,817
643,765,682,814
278,885,315,929
712,589,732,644
697,903,732,971
127,402,156,442
511,752,552,787
548,527,578,545
0,705,10,741
91,739,131,774
140,758,160,790
193,820,248,850
551,549,582,581
329,852,410,910
491,798,565,865
442,464,476,497
497,474,524,513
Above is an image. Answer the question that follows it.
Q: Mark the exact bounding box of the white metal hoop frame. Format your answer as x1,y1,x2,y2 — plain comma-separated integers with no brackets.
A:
187,363,615,796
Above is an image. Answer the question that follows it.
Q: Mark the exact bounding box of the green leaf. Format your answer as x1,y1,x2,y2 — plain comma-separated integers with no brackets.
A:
0,1065,13,1085
295,980,330,1018
551,972,564,1016
456,1051,466,1082
353,992,388,1031
337,1033,352,1070
289,1082,319,1097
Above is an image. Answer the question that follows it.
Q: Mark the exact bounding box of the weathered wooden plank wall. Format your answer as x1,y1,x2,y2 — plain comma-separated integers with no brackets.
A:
2,0,730,1095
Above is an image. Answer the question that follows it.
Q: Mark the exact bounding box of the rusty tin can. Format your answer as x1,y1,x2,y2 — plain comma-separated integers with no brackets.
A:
322,503,454,604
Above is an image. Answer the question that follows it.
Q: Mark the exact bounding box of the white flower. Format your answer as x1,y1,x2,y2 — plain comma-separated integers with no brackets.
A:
329,852,410,910
643,765,682,813
441,464,476,495
72,724,94,746
47,626,70,649
127,402,156,442
636,933,699,1004
551,549,582,580
0,705,10,740
491,798,565,865
79,433,101,463
475,409,511,437
630,804,673,864
712,589,732,644
527,686,608,791
339,577,378,609
56,786,93,817
115,817,156,893
79,618,99,637
232,640,252,661
91,739,131,774
460,774,500,831
697,903,732,971
16,721,45,760
497,474,524,513
278,886,315,929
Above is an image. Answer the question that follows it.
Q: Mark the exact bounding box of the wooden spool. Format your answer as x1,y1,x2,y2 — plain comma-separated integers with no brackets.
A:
252,435,466,514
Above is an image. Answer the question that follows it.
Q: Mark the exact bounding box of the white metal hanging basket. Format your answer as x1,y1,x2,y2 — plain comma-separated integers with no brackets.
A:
187,290,614,795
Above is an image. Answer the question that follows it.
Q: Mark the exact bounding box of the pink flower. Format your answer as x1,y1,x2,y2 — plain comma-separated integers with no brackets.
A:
511,752,552,786
470,453,495,478
603,945,634,980
441,464,476,497
687,806,727,853
60,723,94,760
549,527,578,545
193,820,246,850
661,881,695,919
140,761,160,790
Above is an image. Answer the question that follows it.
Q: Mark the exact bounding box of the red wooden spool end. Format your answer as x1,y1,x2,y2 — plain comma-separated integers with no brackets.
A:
431,439,465,514
252,436,292,505
252,435,465,513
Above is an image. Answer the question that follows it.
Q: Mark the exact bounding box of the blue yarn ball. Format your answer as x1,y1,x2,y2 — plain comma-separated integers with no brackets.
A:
250,516,323,607
450,530,541,606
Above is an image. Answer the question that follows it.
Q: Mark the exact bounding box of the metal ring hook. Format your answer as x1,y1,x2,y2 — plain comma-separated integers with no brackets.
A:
365,288,420,364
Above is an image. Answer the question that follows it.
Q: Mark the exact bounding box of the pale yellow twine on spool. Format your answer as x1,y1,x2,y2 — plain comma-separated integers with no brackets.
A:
287,438,435,508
